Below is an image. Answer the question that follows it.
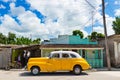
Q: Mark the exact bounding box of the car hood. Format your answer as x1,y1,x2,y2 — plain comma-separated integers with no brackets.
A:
28,57,49,62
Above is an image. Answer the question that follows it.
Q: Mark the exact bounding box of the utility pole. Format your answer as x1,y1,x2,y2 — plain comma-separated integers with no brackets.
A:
102,0,111,70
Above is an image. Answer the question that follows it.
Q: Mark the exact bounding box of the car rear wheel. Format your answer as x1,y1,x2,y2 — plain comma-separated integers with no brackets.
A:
73,66,82,75
31,66,40,75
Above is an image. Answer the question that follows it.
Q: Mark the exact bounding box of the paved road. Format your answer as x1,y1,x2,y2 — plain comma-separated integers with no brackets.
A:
0,70,120,80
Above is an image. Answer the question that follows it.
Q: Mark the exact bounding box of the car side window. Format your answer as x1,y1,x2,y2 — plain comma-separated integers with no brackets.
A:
52,53,60,58
62,53,69,58
70,54,77,58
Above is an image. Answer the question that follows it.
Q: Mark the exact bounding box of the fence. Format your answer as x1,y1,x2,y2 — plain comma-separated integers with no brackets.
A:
86,59,103,68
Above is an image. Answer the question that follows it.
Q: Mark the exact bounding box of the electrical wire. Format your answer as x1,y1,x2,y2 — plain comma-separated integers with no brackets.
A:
85,0,96,10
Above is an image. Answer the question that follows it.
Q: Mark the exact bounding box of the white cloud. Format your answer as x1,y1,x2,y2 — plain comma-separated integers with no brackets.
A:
10,3,25,16
93,15,115,36
115,9,120,16
0,4,6,9
26,0,103,38
0,3,49,39
93,26,104,33
27,0,101,27
0,0,116,40
0,15,19,35
106,16,115,35
2,0,9,2
114,0,120,5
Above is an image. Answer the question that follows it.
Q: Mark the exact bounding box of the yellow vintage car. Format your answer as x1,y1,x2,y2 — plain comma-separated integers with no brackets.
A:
27,51,91,75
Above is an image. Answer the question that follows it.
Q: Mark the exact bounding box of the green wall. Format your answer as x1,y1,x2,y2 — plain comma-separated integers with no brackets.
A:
79,49,103,68
69,35,97,44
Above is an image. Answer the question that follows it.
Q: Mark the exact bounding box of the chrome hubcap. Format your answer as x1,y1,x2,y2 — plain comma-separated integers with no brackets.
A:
32,68,39,75
75,67,80,74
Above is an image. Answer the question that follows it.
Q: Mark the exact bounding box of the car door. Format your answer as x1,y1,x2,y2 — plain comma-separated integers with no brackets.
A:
61,53,72,70
47,53,61,72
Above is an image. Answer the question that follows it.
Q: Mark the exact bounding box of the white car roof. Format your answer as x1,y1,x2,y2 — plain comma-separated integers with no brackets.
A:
51,51,81,58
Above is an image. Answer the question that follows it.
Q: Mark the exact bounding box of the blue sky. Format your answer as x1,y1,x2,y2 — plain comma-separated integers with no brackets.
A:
0,0,120,40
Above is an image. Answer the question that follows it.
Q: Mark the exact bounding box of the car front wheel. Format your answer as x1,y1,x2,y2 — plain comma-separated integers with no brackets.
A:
73,66,82,75
31,67,40,75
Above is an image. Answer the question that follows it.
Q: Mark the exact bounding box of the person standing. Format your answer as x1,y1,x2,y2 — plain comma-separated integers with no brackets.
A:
18,54,21,63
27,51,31,60
25,50,31,68
23,50,27,67
17,54,21,68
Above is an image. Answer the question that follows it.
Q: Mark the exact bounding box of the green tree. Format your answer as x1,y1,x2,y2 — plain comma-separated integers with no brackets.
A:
7,32,16,44
15,37,41,45
97,33,105,39
0,32,41,45
112,17,120,34
16,36,32,45
91,32,97,40
15,37,22,45
0,33,7,44
32,38,41,44
72,30,84,38
88,32,105,41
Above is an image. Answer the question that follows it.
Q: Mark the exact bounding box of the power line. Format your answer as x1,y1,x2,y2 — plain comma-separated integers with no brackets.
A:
84,0,98,33
85,0,96,10
76,10,98,27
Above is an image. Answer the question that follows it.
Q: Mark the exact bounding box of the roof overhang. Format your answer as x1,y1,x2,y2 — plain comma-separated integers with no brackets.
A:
40,44,104,50
13,45,40,50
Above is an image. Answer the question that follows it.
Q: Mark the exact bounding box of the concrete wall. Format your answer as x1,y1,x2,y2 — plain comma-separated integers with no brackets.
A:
43,35,69,44
98,38,115,67
0,48,12,69
114,42,120,67
98,35,120,67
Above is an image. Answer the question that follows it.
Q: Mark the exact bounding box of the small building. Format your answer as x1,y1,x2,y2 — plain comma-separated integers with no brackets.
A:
0,45,15,69
0,44,41,69
99,35,120,67
12,45,41,68
42,35,104,68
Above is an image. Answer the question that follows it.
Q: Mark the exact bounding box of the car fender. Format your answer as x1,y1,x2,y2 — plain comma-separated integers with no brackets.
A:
73,61,90,70
28,62,47,71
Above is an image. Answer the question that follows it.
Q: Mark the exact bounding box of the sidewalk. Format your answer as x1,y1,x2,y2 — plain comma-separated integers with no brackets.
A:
90,67,120,71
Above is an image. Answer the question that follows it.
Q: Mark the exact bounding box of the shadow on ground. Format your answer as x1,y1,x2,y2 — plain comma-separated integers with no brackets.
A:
19,72,88,77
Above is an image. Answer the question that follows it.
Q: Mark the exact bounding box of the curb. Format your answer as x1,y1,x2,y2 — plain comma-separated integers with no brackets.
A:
90,68,120,72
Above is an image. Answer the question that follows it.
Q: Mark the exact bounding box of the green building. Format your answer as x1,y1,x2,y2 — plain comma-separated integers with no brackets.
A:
42,35,104,68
